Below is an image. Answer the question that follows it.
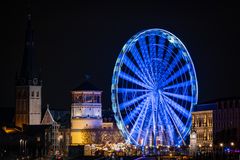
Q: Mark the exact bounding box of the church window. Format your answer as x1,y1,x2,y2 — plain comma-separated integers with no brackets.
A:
31,91,34,97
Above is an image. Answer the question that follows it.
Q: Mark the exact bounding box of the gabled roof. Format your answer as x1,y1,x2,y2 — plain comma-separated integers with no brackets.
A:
42,106,70,128
72,81,101,91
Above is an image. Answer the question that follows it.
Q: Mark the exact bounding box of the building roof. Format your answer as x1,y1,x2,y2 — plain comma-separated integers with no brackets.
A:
17,12,41,86
72,81,101,91
192,103,217,112
198,96,240,104
42,106,70,128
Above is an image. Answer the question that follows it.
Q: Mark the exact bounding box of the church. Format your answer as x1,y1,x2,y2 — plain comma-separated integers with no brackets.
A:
12,11,124,157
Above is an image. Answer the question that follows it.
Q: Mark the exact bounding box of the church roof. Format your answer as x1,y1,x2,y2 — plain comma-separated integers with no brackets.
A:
72,81,101,91
17,12,41,86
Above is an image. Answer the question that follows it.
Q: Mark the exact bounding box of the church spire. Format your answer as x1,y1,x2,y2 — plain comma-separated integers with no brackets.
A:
17,10,41,86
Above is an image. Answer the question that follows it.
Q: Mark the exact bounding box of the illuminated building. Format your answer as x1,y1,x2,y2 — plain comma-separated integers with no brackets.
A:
190,103,215,153
41,105,70,154
70,81,124,145
71,81,103,131
190,97,240,153
15,12,42,128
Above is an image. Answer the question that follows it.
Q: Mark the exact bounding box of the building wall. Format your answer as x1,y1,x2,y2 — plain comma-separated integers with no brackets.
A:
213,99,240,146
191,110,213,147
15,85,42,128
71,118,102,129
71,128,124,145
15,86,29,128
71,104,101,118
29,86,42,125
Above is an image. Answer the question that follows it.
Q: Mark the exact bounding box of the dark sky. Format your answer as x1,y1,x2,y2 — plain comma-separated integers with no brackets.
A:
0,1,239,109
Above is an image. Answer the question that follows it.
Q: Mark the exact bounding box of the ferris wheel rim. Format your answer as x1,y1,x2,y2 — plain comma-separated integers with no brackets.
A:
112,28,198,146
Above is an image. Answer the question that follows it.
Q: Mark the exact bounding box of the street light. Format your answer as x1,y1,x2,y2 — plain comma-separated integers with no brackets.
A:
219,143,224,157
230,142,234,147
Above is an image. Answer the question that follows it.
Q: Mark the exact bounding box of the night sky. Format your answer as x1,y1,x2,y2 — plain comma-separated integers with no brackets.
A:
0,1,239,109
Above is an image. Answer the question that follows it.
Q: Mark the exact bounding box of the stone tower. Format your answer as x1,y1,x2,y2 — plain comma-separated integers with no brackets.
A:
71,81,103,144
15,12,42,128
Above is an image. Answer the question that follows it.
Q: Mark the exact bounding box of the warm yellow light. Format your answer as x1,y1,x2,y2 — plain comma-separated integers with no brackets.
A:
220,143,223,147
2,127,17,134
199,144,202,148
230,142,234,146
209,144,212,147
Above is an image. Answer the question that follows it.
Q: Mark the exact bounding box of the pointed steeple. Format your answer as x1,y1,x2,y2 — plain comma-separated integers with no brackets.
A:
17,10,41,86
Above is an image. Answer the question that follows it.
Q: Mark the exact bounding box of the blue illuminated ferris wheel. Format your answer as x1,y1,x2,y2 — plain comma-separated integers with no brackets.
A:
111,29,198,146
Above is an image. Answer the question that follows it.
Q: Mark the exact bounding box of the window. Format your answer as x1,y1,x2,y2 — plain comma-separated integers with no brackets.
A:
31,91,34,97
36,91,39,97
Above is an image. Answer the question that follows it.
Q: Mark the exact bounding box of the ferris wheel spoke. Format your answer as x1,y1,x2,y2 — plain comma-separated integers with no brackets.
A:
123,98,147,125
157,36,166,59
162,43,174,71
138,37,155,83
148,35,158,82
117,88,149,93
142,107,153,146
119,92,150,110
161,63,189,88
162,51,182,80
129,98,149,144
119,71,152,90
163,91,195,103
122,55,153,87
156,111,164,143
160,103,175,145
148,35,156,59
130,45,155,84
163,80,193,90
162,94,189,118
165,103,186,134
164,103,186,145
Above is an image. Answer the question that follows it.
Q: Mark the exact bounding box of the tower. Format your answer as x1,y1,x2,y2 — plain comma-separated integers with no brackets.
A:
15,12,42,128
70,81,103,144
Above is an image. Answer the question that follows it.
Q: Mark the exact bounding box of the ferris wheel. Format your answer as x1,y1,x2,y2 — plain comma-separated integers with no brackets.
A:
111,29,198,146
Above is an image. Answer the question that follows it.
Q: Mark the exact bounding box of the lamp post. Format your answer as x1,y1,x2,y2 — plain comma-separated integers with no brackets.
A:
219,143,224,158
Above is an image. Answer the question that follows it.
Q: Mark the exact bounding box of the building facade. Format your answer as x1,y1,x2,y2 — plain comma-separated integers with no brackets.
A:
190,103,216,152
213,98,240,146
15,13,42,128
190,97,240,153
41,106,71,155
70,81,124,145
